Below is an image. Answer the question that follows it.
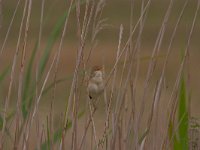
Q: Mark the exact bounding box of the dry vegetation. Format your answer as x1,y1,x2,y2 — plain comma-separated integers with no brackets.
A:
0,0,200,149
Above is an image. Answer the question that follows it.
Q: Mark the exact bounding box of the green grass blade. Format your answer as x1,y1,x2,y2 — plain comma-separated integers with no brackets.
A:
0,110,15,142
0,66,10,85
38,12,67,80
22,0,76,119
178,77,189,150
38,0,88,79
169,77,188,150
40,110,84,150
139,129,149,144
168,120,181,150
0,115,3,130
0,66,10,130
22,78,67,121
0,110,15,130
21,11,71,117
22,40,38,118
46,117,51,150
0,115,12,140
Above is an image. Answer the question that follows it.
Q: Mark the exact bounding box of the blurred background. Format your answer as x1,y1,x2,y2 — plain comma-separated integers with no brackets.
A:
0,0,200,148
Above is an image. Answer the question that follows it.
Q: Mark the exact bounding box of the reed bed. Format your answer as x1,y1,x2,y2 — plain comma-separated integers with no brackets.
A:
0,0,200,149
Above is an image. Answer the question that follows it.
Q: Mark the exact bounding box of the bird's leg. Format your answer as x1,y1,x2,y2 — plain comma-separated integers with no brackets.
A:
91,99,97,111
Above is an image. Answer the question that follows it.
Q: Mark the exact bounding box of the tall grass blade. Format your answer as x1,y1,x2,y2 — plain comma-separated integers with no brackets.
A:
38,13,67,80
22,9,71,118
0,116,2,130
46,117,51,150
0,66,10,85
178,77,188,150
40,110,84,150
22,78,67,120
169,121,180,149
22,40,38,118
0,66,10,131
0,110,15,140
38,0,87,79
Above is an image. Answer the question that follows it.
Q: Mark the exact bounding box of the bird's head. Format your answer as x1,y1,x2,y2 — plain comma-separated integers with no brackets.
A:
90,65,103,79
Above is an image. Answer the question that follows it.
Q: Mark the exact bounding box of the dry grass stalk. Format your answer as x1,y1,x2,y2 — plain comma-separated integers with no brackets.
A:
15,0,33,148
0,0,2,30
157,0,189,148
130,0,147,148
52,0,74,103
17,0,33,128
105,0,151,88
136,1,175,147
35,1,45,145
13,0,45,147
96,24,123,150
0,0,21,57
62,1,107,150
0,0,29,148
78,106,96,150
95,0,152,149
20,0,79,141
0,0,199,149
21,0,78,142
22,44,58,150
163,0,200,148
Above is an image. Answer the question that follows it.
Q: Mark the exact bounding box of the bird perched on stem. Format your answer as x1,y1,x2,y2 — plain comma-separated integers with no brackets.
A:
87,66,104,102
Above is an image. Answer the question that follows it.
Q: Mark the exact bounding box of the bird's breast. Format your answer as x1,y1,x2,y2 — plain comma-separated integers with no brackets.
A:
88,81,104,94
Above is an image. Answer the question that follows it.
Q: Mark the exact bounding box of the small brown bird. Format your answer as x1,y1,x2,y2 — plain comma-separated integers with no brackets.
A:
87,66,104,100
